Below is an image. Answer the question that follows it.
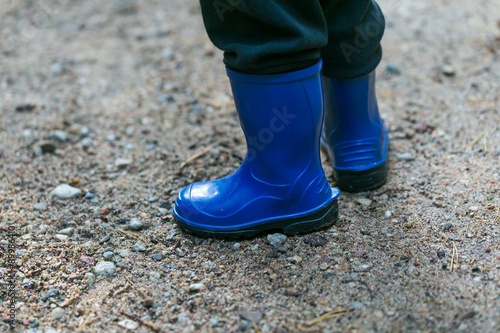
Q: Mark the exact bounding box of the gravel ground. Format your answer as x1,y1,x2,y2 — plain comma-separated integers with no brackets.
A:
0,0,499,332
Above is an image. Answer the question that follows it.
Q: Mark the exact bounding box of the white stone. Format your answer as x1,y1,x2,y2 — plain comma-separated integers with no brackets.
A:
115,158,132,169
356,198,372,206
54,234,69,241
50,184,82,200
118,319,139,330
189,283,206,292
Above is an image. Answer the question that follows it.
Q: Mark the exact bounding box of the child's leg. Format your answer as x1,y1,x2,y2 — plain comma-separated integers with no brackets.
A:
319,0,389,192
173,1,339,238
320,0,385,79
199,0,328,74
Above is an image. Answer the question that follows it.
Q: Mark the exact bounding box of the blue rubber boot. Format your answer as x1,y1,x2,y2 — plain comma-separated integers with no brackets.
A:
173,60,340,239
321,71,389,192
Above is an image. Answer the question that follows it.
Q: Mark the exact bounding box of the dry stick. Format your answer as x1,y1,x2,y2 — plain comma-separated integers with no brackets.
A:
296,324,323,333
113,283,131,297
450,243,455,272
469,130,488,150
124,274,135,286
494,206,500,224
178,142,219,172
252,322,262,333
116,228,149,244
450,242,458,272
305,309,348,327
60,294,78,308
121,310,162,332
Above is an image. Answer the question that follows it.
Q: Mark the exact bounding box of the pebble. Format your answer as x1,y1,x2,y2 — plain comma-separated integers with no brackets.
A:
209,317,219,327
54,234,69,241
33,202,48,211
132,241,146,252
115,158,132,169
353,250,367,258
439,222,454,231
118,319,139,330
84,192,95,199
147,196,159,203
144,298,154,308
189,283,206,292
99,234,111,243
129,218,143,231
441,64,456,76
94,261,116,278
49,130,68,142
39,140,57,154
151,253,163,261
41,289,59,301
303,234,328,247
119,250,130,257
106,133,116,141
50,184,82,200
469,206,479,212
396,152,415,161
267,233,287,248
103,251,115,259
233,243,241,249
356,198,372,206
351,301,365,309
385,211,392,218
85,272,96,286
277,246,288,253
157,93,174,102
385,63,401,75
290,255,302,264
49,62,64,74
58,227,74,236
239,309,263,323
22,129,33,138
81,137,93,148
51,307,64,320
79,126,90,137
319,263,330,271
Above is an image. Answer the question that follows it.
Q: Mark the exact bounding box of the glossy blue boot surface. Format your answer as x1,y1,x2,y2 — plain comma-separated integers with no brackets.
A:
321,71,389,192
173,61,339,239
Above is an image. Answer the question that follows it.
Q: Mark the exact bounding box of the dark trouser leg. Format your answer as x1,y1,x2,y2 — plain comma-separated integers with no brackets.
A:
198,0,327,74
199,0,384,76
320,0,385,79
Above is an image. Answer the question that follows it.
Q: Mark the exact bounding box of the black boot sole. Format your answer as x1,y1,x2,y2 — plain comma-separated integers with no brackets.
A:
174,199,338,240
333,161,388,193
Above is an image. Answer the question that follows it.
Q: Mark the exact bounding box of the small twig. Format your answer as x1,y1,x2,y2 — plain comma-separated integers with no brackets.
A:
252,322,262,333
121,310,161,332
493,206,499,224
60,294,78,307
113,283,131,297
450,241,458,272
469,130,488,150
177,142,219,172
116,228,149,243
124,275,135,286
297,324,323,333
305,309,348,327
